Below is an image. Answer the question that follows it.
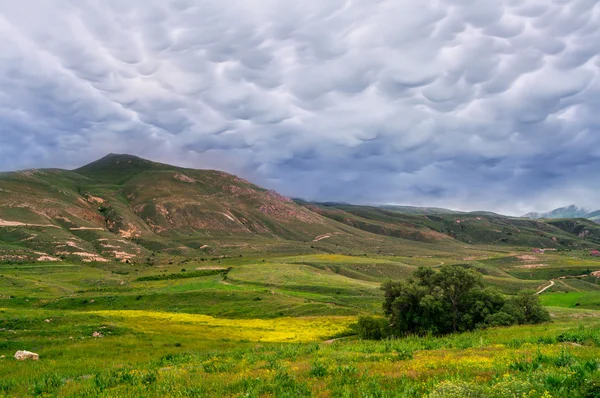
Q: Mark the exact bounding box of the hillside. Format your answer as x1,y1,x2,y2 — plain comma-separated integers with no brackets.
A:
0,155,376,263
299,202,600,249
1,154,598,265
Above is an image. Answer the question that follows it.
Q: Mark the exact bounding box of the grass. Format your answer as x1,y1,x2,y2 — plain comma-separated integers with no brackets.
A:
2,306,600,397
3,249,600,396
541,292,600,309
88,310,355,342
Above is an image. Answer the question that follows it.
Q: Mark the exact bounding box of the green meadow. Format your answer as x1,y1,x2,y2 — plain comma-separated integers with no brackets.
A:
2,249,600,397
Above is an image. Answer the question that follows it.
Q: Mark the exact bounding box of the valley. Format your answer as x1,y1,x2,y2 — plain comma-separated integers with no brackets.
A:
2,155,600,396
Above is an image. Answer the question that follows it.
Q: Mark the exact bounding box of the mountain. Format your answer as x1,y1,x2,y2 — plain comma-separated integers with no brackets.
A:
0,154,378,263
523,205,591,219
299,202,600,247
586,210,600,223
523,205,600,224
377,205,458,215
1,154,599,264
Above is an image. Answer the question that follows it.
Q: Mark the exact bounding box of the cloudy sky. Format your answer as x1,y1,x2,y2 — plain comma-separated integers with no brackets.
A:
1,0,599,215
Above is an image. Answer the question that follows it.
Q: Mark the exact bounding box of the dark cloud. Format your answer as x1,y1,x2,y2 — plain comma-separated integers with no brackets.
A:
0,0,599,215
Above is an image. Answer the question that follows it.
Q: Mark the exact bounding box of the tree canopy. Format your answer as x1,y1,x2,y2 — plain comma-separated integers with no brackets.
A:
360,264,551,338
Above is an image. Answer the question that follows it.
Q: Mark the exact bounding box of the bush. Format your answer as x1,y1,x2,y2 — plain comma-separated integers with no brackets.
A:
502,290,551,325
356,316,390,340
485,311,516,327
136,268,230,281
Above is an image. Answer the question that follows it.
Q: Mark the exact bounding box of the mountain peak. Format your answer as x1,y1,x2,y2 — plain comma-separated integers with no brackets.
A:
75,154,176,184
523,205,591,219
95,153,152,164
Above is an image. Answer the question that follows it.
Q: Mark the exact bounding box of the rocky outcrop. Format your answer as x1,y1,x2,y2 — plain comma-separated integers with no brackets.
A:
14,350,39,361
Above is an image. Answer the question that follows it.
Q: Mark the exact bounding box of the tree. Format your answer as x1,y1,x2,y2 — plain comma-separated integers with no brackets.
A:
379,265,551,337
430,265,483,332
503,290,551,324
356,316,390,340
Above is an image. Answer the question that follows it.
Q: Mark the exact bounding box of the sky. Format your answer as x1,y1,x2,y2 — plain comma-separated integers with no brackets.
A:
1,0,599,216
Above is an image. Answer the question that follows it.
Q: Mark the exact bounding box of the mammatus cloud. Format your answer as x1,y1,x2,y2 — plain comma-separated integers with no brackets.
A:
0,0,599,215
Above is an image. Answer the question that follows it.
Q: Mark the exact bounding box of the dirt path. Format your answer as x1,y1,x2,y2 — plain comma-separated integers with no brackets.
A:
324,336,353,344
536,280,555,295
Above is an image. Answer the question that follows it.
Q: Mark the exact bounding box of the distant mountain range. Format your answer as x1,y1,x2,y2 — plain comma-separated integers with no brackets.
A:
523,205,600,223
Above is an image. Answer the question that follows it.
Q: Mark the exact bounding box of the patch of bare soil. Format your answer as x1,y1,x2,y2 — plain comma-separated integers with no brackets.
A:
313,232,344,242
516,255,540,262
57,251,108,262
112,251,135,261
118,225,140,238
37,255,59,262
61,241,86,251
0,218,56,227
85,195,106,205
196,266,228,271
100,243,121,249
221,212,239,222
519,263,548,269
0,255,28,261
174,174,197,183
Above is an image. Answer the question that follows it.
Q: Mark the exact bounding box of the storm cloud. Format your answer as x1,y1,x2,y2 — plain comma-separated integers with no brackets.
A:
1,0,599,215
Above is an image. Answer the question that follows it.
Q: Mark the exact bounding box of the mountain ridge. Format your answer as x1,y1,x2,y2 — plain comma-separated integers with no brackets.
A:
0,154,599,264
523,205,600,224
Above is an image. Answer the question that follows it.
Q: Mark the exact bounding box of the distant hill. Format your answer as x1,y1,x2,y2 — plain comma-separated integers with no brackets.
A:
1,154,599,264
377,205,458,215
523,205,600,224
299,202,600,248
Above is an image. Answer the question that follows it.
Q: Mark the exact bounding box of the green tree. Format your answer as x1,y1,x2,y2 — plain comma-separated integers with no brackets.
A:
356,316,390,340
430,265,483,332
503,290,551,324
380,265,550,337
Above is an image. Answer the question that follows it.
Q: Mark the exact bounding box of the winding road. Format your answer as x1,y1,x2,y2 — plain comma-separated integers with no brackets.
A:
536,280,555,295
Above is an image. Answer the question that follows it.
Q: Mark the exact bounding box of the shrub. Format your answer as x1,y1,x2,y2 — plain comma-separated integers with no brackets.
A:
356,316,390,340
309,360,328,377
502,290,551,325
485,311,516,327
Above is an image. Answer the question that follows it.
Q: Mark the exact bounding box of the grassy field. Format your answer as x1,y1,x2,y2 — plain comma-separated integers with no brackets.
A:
3,307,600,397
3,249,600,396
